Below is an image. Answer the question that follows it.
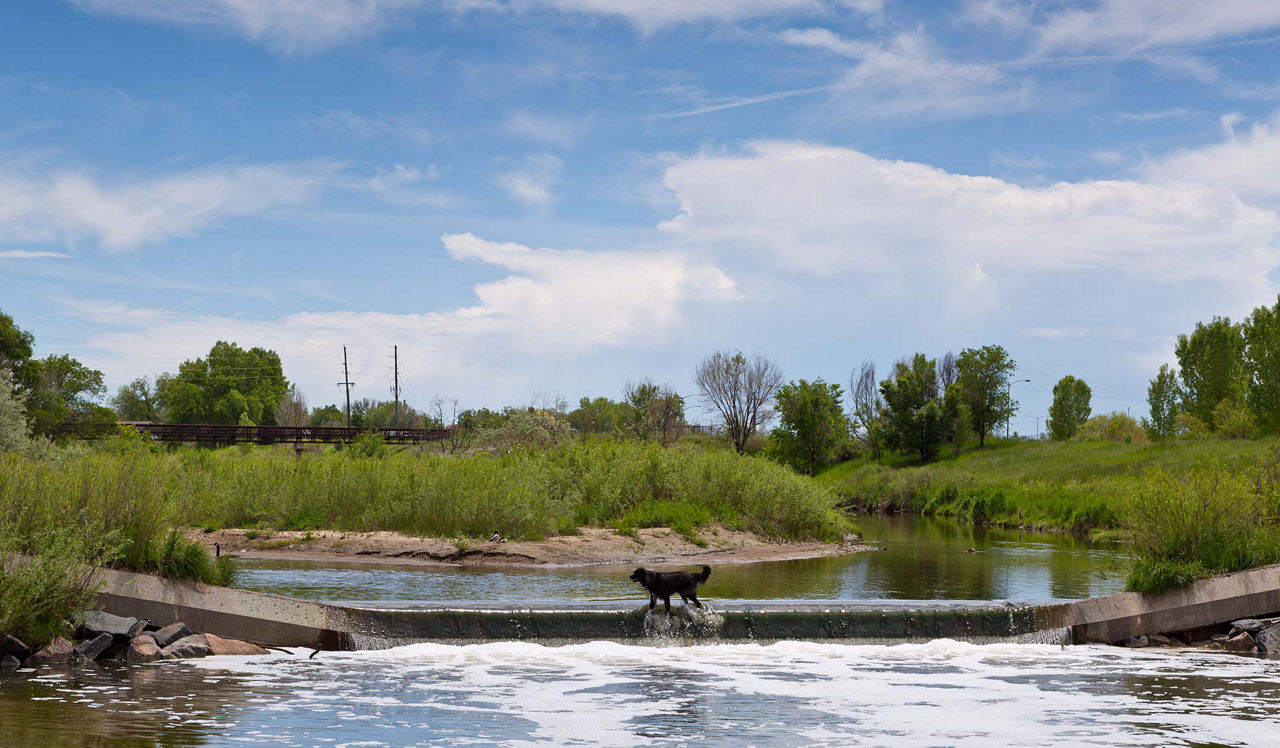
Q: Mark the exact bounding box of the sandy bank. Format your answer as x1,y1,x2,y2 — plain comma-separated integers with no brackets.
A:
188,526,878,569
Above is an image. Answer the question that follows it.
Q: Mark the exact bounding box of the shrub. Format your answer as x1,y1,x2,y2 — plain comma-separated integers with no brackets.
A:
1074,412,1148,444
1123,464,1280,593
1213,399,1259,440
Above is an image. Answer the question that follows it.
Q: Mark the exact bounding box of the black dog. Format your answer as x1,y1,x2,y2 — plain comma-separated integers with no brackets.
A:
629,565,711,613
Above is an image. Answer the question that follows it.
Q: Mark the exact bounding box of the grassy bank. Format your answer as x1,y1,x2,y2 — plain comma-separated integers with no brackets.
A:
2,439,847,544
822,438,1280,592
0,439,846,644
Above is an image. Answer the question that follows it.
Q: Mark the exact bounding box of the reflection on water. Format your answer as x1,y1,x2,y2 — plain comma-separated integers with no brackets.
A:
4,641,1279,746
232,514,1126,604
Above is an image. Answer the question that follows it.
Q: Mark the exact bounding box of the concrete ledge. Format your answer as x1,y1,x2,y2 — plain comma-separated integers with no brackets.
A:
94,568,354,649
1066,564,1280,643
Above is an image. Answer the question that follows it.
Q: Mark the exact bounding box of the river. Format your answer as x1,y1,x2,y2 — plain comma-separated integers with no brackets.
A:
4,515,1280,746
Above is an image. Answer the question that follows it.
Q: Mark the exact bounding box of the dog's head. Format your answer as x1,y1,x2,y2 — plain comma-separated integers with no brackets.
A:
629,567,647,586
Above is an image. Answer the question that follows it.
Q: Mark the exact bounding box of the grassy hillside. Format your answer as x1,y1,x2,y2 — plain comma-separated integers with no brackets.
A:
821,437,1280,593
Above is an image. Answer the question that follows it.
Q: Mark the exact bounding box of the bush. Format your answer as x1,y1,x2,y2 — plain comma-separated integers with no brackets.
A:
1074,412,1148,443
1213,399,1259,440
1123,463,1280,593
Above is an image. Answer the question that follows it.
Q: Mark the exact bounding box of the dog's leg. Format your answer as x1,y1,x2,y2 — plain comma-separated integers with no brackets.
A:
649,593,657,610
690,592,702,609
663,596,671,613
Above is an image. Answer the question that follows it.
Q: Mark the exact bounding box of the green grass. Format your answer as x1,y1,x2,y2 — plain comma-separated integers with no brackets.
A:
822,437,1280,531
821,438,1280,592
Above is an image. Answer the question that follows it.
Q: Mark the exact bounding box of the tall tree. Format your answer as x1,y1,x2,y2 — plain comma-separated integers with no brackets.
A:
625,380,686,446
1243,295,1280,435
112,377,162,422
1175,316,1246,430
26,354,111,436
1047,375,1092,441
879,354,946,462
954,345,1018,447
694,350,783,454
938,351,959,391
770,379,849,474
0,367,29,452
0,311,36,393
157,341,289,425
849,361,885,461
1144,364,1182,440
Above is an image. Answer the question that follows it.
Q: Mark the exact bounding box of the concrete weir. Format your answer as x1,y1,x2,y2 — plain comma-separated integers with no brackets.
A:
92,563,1280,649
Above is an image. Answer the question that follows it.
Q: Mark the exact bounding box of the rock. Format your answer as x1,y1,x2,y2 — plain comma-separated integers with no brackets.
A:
126,635,162,662
1230,619,1268,636
81,611,145,639
1225,631,1257,653
204,634,269,656
1148,634,1176,647
1210,634,1231,644
27,636,74,664
160,634,210,659
0,635,31,662
152,622,192,649
1255,624,1280,655
0,655,20,671
1125,635,1149,648
73,632,114,661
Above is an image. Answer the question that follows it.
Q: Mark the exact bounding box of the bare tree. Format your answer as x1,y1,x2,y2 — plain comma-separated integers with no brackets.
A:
850,361,884,461
694,351,783,454
275,384,309,427
938,351,958,392
432,395,474,454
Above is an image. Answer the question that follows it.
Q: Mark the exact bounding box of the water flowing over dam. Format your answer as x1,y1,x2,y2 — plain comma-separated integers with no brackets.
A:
339,600,1074,648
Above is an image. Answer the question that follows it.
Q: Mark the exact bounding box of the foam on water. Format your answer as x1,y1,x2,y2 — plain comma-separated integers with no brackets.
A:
176,639,1280,746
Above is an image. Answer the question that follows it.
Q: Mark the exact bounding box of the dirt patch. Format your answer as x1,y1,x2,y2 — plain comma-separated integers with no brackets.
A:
188,526,878,568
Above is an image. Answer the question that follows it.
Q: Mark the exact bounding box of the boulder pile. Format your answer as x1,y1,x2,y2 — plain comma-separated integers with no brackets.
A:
1,611,268,669
1120,614,1280,655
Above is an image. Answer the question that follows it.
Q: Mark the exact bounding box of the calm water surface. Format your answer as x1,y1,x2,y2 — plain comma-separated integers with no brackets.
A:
231,513,1126,604
7,515,1275,746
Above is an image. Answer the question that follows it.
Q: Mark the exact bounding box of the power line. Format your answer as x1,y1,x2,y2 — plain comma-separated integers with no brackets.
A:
339,346,354,428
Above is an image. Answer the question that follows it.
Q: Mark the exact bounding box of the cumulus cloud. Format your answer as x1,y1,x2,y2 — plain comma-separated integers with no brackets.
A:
1142,115,1280,203
658,140,1280,290
71,233,738,401
779,29,1031,118
0,162,334,250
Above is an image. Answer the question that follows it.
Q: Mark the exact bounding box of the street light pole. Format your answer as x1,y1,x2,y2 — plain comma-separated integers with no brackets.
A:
1007,378,1031,439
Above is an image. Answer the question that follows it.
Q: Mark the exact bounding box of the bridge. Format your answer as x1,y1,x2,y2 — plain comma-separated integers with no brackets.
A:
56,421,451,446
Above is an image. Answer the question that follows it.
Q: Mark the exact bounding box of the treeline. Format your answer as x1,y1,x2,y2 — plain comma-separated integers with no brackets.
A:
1144,295,1280,441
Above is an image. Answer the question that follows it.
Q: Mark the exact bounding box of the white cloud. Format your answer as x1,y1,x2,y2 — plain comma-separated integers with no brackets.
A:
71,233,738,402
779,29,1031,118
68,0,423,52
68,0,825,50
1036,0,1280,54
544,0,820,32
1143,115,1280,204
0,250,72,259
0,162,334,250
496,153,563,207
658,140,1280,291
310,110,434,145
503,112,584,148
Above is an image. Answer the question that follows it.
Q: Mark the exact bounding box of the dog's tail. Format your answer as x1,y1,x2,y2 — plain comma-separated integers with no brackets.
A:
696,565,711,583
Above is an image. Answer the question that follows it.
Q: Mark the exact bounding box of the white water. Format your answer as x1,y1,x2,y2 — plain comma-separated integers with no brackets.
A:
168,640,1280,746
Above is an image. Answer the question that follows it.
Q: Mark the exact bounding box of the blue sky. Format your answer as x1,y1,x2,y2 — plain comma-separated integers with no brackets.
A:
4,0,1280,432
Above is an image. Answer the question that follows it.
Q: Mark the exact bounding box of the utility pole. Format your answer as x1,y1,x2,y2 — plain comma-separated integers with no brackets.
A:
1007,378,1030,439
339,346,354,427
393,345,400,429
